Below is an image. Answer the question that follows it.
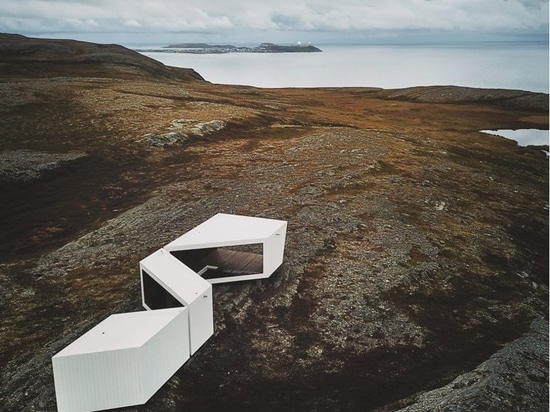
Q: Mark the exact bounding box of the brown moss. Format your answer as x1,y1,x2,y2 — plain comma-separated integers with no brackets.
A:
0,35,548,412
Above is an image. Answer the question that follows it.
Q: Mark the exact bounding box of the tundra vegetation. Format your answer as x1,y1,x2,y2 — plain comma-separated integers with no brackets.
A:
0,33,548,411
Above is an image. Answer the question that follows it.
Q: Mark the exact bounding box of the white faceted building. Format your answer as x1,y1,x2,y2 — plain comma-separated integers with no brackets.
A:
52,308,189,412
165,213,287,284
139,248,214,355
52,213,287,412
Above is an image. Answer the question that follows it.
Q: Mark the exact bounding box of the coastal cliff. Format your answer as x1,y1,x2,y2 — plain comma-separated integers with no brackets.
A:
0,34,547,411
0,33,204,80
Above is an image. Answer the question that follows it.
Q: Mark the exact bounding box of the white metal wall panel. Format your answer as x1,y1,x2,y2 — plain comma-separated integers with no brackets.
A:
53,348,141,412
140,249,211,306
187,283,214,354
139,249,214,355
207,272,265,284
263,221,287,277
164,213,287,251
52,308,188,412
140,307,190,401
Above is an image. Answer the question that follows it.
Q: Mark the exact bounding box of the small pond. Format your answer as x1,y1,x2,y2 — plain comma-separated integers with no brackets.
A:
481,129,549,147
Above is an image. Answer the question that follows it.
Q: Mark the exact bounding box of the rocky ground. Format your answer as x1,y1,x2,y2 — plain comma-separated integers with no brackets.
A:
0,34,548,411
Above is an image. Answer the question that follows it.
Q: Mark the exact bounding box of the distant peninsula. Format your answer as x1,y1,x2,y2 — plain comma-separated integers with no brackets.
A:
138,42,322,54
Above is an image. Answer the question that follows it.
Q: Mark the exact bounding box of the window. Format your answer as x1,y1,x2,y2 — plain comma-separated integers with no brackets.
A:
170,244,263,280
142,269,183,310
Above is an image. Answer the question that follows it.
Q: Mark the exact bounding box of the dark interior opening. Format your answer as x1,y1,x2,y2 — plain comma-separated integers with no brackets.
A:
142,269,183,310
170,244,263,280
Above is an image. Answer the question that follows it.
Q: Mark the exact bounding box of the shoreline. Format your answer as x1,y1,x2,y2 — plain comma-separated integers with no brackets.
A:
481,129,549,148
137,43,548,92
136,42,322,54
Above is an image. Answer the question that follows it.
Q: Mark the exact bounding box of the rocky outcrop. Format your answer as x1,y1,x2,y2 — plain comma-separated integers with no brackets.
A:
140,131,190,147
140,119,226,146
397,317,549,412
0,150,86,182
189,119,226,136
371,85,549,112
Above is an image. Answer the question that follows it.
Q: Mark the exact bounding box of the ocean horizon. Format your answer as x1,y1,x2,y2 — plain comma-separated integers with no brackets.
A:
136,41,549,93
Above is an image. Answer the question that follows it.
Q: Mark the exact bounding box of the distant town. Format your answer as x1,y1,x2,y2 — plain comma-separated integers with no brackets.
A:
137,42,322,54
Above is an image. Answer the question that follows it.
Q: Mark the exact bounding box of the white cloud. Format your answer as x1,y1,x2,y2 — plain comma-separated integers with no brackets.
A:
0,0,547,42
123,19,141,28
262,0,549,31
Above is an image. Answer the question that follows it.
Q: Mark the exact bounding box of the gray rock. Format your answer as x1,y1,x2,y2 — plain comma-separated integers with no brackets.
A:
0,150,86,182
140,131,189,146
141,120,225,146
397,317,549,412
190,120,226,136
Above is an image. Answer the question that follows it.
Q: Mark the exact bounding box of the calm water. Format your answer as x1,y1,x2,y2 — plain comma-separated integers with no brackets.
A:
138,42,549,92
481,129,549,147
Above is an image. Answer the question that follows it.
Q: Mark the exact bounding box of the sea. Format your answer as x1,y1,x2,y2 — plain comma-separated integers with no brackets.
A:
135,42,549,93
135,42,549,146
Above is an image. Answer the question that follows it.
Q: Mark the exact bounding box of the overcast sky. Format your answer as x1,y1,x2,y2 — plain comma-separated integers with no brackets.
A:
1,0,548,45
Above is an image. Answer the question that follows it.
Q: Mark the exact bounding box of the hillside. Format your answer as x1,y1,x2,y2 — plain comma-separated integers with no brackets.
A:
0,34,548,411
0,33,204,80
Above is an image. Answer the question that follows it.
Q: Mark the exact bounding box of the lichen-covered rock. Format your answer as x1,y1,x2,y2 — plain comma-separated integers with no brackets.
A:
0,150,86,182
141,120,225,146
140,131,189,146
190,120,226,136
397,317,549,412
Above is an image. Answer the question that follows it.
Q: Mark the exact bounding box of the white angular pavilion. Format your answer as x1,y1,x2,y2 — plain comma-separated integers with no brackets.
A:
52,213,287,412
140,248,214,355
52,308,189,412
165,213,287,284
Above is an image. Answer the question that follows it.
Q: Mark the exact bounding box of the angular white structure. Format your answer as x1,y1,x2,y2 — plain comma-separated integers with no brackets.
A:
139,248,213,355
52,308,189,412
53,213,287,412
165,213,287,284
